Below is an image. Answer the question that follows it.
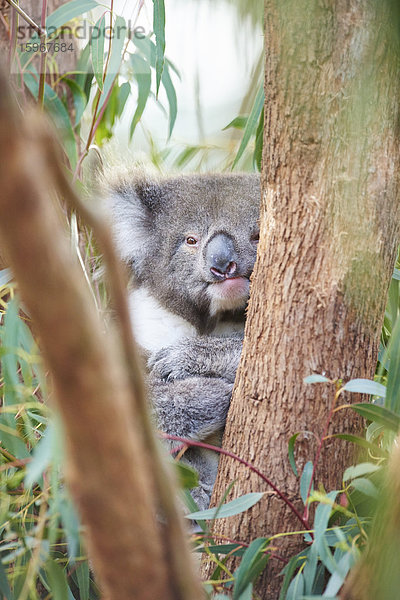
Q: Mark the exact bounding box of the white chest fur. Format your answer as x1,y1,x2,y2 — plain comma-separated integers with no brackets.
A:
129,287,244,354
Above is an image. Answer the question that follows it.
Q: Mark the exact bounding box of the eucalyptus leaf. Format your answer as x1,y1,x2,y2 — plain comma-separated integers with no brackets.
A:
185,492,264,520
350,403,400,431
91,13,106,91
232,84,264,169
233,538,269,600
343,378,386,398
152,0,166,94
304,374,330,384
47,0,100,31
300,461,313,505
130,54,151,138
343,462,381,482
45,559,69,600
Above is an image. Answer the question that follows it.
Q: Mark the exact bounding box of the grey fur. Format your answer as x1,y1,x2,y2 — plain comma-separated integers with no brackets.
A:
109,171,260,509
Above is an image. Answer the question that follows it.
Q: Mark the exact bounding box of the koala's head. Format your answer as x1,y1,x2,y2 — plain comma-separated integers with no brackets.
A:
110,172,260,333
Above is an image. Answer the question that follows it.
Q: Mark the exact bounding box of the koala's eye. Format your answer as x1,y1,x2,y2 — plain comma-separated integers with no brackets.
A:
251,232,260,244
185,236,198,246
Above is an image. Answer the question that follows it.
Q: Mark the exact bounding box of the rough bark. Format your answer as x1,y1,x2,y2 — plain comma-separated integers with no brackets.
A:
204,1,400,597
0,71,204,600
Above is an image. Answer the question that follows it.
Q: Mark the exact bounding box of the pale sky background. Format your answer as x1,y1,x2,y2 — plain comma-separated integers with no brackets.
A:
110,0,263,161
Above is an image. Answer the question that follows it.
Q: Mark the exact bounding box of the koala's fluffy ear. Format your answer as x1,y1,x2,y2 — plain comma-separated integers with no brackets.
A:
108,172,163,269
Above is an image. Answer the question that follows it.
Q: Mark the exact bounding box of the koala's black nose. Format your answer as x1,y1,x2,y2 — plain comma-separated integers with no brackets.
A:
205,233,238,279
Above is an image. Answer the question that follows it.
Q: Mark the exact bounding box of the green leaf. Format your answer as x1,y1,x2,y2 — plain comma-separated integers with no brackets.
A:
304,374,330,384
350,477,379,499
130,54,151,139
118,81,131,114
45,559,69,600
232,84,264,169
288,433,300,477
385,315,400,414
76,561,90,600
59,494,81,560
25,424,57,488
343,462,381,482
24,74,77,169
152,0,166,95
47,0,100,32
0,268,12,287
324,551,354,597
233,538,269,599
185,492,264,520
74,42,92,92
62,78,87,125
300,461,313,505
253,106,264,171
279,554,305,600
175,146,201,168
223,116,248,130
0,560,12,600
235,584,252,600
132,35,178,136
314,491,338,555
98,16,127,113
343,378,386,398
174,461,199,490
161,63,177,138
91,13,106,91
331,433,388,457
286,570,304,600
194,543,245,557
350,403,400,432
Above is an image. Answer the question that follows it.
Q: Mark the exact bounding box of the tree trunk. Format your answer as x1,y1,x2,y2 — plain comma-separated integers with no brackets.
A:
0,70,204,600
204,1,400,597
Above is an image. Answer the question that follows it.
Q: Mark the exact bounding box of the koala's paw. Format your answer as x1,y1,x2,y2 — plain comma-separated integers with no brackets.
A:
148,345,190,381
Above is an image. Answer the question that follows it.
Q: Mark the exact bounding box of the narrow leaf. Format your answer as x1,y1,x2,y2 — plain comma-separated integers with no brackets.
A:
304,374,330,384
185,492,264,520
47,0,100,31
223,116,248,130
98,16,126,113
161,63,177,137
331,433,388,457
45,559,69,600
288,432,300,476
343,378,386,398
62,78,87,125
300,461,313,505
232,84,264,169
91,13,106,91
130,54,151,138
24,74,77,169
350,403,400,432
343,462,381,482
233,538,269,600
152,0,166,95
350,477,379,498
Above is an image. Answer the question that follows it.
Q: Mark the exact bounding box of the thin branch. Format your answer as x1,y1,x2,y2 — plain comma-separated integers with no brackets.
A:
4,0,45,36
163,433,312,532
38,0,48,109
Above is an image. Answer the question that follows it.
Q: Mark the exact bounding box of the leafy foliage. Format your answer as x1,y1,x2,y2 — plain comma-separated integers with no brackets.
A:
2,0,400,598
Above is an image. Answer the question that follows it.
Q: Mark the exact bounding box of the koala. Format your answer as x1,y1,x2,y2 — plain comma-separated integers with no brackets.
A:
109,171,260,510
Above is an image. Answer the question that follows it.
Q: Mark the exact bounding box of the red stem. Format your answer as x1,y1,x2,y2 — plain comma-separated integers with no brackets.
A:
162,433,311,532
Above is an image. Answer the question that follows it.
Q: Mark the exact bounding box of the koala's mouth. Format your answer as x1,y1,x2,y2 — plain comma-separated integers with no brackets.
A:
207,276,250,309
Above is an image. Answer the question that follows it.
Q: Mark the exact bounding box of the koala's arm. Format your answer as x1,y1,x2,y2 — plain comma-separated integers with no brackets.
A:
149,375,233,441
148,335,243,384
